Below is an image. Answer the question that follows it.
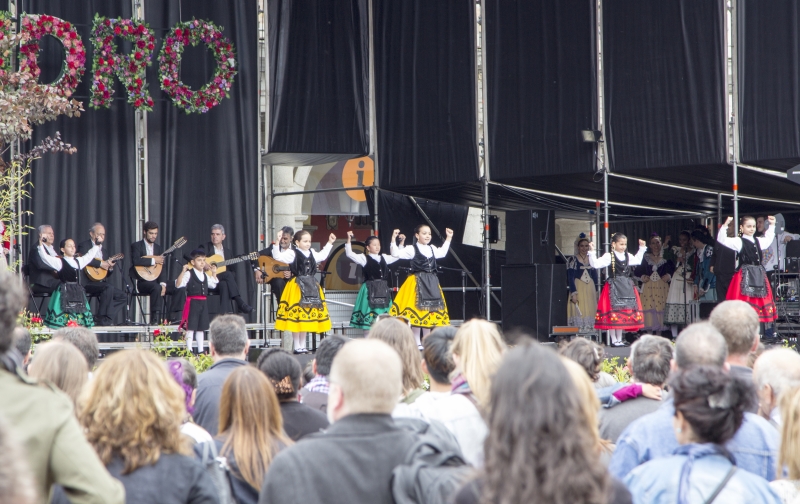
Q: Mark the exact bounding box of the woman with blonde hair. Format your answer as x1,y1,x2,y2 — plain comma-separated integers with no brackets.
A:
216,366,291,503
771,386,800,502
77,349,218,503
561,356,615,463
368,317,426,403
450,318,507,409
27,341,87,406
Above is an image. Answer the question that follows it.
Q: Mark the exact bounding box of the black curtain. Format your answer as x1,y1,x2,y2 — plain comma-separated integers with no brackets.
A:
739,0,800,170
265,0,369,166
373,0,479,189
485,0,595,179
604,0,727,172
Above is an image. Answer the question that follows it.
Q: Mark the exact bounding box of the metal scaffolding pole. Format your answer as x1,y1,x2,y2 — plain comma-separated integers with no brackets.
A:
257,0,269,326
727,0,740,226
477,0,492,319
133,0,148,233
8,0,19,273
368,0,379,238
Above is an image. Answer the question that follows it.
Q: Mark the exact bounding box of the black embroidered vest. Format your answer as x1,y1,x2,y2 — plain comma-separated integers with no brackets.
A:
363,254,389,281
611,252,632,279
410,244,437,273
186,270,209,297
58,258,80,283
738,238,762,267
291,250,317,277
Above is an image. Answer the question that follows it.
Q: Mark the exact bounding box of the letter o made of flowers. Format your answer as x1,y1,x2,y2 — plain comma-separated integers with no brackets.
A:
19,14,86,97
158,19,237,114
90,16,156,111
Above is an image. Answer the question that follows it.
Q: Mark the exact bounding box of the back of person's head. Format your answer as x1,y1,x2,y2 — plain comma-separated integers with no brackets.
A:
670,366,752,445
560,356,610,454
779,386,800,479
451,319,507,408
12,327,31,360
166,358,197,414
303,359,315,386
27,341,88,406
422,329,456,385
256,348,302,401
0,275,25,355
675,323,727,369
754,349,800,409
709,300,760,357
219,366,289,490
329,339,402,417
484,343,608,503
79,349,188,474
560,338,604,382
53,326,99,370
0,415,36,504
368,318,424,394
630,335,673,386
313,335,347,377
209,314,248,357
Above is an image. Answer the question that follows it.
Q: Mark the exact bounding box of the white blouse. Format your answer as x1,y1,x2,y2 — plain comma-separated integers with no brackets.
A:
176,268,219,289
271,243,333,264
587,247,646,269
390,241,451,260
716,223,775,253
38,244,100,271
344,242,399,267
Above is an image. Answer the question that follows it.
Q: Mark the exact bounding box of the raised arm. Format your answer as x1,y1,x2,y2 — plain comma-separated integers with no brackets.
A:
716,217,742,252
432,228,454,258
75,245,102,269
38,244,63,271
757,217,776,250
587,241,611,268
628,240,647,266
312,234,336,262
344,232,366,266
271,243,295,263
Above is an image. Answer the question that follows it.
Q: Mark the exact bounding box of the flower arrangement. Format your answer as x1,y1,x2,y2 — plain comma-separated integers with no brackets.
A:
90,16,156,111
19,14,86,97
18,309,49,343
151,323,212,373
158,19,236,114
0,12,13,76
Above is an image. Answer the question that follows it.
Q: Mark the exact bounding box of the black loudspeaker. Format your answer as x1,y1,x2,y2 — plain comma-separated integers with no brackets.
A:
501,264,568,342
506,210,555,264
698,302,716,320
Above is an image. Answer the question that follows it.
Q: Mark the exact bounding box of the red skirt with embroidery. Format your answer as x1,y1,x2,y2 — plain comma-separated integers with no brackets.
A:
726,270,777,322
595,282,645,330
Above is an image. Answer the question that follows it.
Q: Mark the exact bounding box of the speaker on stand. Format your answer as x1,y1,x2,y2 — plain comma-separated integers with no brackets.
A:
501,264,568,342
506,210,555,265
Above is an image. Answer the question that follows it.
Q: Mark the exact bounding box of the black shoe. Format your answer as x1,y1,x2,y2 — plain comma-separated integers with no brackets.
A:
238,302,254,314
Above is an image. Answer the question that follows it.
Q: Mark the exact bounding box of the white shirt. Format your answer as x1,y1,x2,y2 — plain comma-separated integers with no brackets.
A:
176,268,219,289
38,244,100,271
213,245,224,259
344,242,399,267
181,421,213,444
587,247,646,269
41,243,57,257
716,223,775,254
390,241,451,260
271,243,333,264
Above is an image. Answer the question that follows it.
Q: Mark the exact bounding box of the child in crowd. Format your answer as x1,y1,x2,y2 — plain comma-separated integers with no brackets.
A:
176,249,218,354
345,231,399,332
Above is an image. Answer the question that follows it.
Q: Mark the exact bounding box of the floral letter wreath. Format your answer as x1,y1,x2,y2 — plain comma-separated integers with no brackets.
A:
0,12,13,76
19,14,86,97
90,16,156,111
159,19,236,114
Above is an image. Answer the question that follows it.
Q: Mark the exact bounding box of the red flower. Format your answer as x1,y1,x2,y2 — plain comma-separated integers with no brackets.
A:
135,77,142,86
153,328,161,336
114,25,121,35
97,82,105,91
98,57,104,65
147,43,154,50
134,98,143,107
134,51,142,60
147,97,154,106
137,40,145,49
175,28,182,37
138,24,146,34
66,320,79,327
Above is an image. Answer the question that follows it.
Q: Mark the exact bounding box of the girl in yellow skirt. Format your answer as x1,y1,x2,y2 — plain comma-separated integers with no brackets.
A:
390,225,453,349
271,229,336,354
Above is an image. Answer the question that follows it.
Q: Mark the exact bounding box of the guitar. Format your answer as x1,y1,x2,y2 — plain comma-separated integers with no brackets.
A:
205,252,258,275
135,237,187,282
84,253,124,281
258,256,291,282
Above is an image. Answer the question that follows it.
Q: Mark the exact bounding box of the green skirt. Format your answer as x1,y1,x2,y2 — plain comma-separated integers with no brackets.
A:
350,283,392,329
44,285,95,329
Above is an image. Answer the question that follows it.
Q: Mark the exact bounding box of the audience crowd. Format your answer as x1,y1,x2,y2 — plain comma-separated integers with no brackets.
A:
3,270,800,503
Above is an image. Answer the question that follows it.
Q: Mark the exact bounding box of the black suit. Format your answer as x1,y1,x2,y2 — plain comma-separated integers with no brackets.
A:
27,243,59,294
257,245,289,310
76,239,127,324
202,242,240,313
130,240,167,322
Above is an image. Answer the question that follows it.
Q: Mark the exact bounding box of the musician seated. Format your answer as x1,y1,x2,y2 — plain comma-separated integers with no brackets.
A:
255,226,294,308
129,221,168,324
27,224,60,296
77,222,128,326
201,224,253,314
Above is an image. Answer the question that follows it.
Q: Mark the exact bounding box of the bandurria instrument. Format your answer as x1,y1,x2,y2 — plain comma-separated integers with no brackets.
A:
84,253,124,281
135,237,187,281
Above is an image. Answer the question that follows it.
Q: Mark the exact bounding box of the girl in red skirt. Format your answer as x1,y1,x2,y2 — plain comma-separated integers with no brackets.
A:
588,233,647,346
716,215,777,322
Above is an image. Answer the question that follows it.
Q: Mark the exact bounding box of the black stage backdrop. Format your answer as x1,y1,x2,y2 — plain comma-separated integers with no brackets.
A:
373,0,479,189
603,0,727,173
265,0,369,166
485,0,595,179
739,0,800,170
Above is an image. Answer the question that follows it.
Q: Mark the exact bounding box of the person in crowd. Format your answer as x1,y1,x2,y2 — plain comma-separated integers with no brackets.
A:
256,348,329,440
270,229,336,354
27,341,88,407
345,231,399,331
259,339,420,504
664,231,696,339
27,224,60,296
394,325,486,467
299,335,347,412
389,225,454,349
53,325,99,374
752,348,800,428
709,300,760,406
38,238,103,328
453,343,631,504
450,318,507,411
216,366,292,504
635,233,674,336
714,218,738,301
599,335,673,443
771,386,800,502
0,274,124,504
762,218,800,276
589,233,647,347
165,358,212,444
748,341,766,369
369,317,427,404
193,314,249,436
202,224,254,315
609,322,780,481
0,414,37,504
624,366,781,503
175,249,219,354
129,221,169,324
255,225,293,312
76,222,127,326
76,349,218,503
302,359,314,386
716,215,778,323
560,337,617,389
691,229,717,302
13,326,32,368
567,234,599,330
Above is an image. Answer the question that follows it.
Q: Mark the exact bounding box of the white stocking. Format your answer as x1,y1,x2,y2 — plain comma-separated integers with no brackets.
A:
292,333,303,350
670,325,679,339
186,331,195,353
411,326,422,347
196,331,205,353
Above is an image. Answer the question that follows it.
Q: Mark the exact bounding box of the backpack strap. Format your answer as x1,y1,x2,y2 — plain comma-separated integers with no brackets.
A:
703,466,737,504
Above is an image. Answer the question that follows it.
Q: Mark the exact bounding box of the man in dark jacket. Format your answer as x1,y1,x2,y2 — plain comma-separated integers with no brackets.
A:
259,339,419,504
129,221,168,324
27,224,59,295
201,224,253,315
77,223,127,325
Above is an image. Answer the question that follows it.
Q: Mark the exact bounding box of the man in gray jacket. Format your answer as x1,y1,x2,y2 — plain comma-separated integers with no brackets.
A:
260,339,419,504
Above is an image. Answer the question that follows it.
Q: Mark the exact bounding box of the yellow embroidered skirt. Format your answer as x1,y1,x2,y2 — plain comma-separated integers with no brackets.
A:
389,273,450,328
275,278,332,333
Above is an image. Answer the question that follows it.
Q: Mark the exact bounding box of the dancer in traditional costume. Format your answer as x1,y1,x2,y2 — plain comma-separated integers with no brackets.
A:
663,231,696,338
717,215,777,323
588,233,647,347
567,234,598,330
390,225,453,349
175,249,218,354
38,238,101,328
271,229,336,354
344,231,399,332
691,229,717,302
634,234,674,334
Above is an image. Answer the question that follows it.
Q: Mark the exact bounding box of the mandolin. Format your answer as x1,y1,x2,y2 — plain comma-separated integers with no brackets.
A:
84,253,124,281
258,256,291,282
135,237,187,282
205,252,258,275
